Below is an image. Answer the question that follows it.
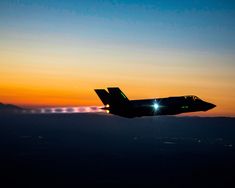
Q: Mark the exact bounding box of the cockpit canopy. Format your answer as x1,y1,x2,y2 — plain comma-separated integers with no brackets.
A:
184,95,201,101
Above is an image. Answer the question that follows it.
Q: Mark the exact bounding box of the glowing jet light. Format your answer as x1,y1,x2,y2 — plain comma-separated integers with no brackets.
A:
153,103,159,110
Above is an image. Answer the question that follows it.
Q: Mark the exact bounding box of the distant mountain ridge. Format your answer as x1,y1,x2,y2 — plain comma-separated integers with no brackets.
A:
0,102,23,113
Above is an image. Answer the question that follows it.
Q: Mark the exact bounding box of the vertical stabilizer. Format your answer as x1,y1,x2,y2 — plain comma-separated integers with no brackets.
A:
94,89,110,105
107,87,129,104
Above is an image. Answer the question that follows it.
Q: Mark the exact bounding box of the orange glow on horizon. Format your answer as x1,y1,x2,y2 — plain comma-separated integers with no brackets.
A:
0,82,234,116
1,41,235,116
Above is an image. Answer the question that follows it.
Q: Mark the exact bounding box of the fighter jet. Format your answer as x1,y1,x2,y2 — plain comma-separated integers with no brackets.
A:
95,87,216,118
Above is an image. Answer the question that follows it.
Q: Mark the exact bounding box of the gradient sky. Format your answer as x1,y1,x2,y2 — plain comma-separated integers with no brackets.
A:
1,0,235,116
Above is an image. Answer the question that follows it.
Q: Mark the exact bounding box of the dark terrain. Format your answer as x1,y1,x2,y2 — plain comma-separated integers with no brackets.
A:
0,113,235,187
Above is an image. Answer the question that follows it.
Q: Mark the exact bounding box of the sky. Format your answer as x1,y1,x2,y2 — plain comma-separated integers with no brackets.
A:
0,0,235,116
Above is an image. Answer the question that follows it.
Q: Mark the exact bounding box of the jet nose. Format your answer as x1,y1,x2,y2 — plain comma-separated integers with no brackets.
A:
211,103,216,109
206,102,216,110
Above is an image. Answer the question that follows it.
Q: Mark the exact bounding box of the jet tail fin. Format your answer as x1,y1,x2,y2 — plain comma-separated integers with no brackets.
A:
107,87,129,104
95,87,129,107
94,89,110,105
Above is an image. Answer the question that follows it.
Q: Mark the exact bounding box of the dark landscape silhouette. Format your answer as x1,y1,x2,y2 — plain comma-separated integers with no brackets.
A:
0,112,235,187
0,102,23,113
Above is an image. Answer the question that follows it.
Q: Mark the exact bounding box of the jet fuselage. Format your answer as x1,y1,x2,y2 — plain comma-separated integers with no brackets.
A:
95,88,216,118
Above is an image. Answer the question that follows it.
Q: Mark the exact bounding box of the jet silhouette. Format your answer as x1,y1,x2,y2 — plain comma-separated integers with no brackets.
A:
95,87,216,118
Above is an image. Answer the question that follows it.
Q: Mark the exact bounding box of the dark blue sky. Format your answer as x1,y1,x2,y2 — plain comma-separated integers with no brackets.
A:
1,0,235,53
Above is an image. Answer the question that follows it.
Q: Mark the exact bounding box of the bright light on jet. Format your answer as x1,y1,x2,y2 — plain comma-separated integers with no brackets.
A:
153,103,159,110
105,104,110,108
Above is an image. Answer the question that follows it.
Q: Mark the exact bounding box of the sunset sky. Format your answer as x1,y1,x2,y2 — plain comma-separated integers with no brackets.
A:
1,0,235,116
